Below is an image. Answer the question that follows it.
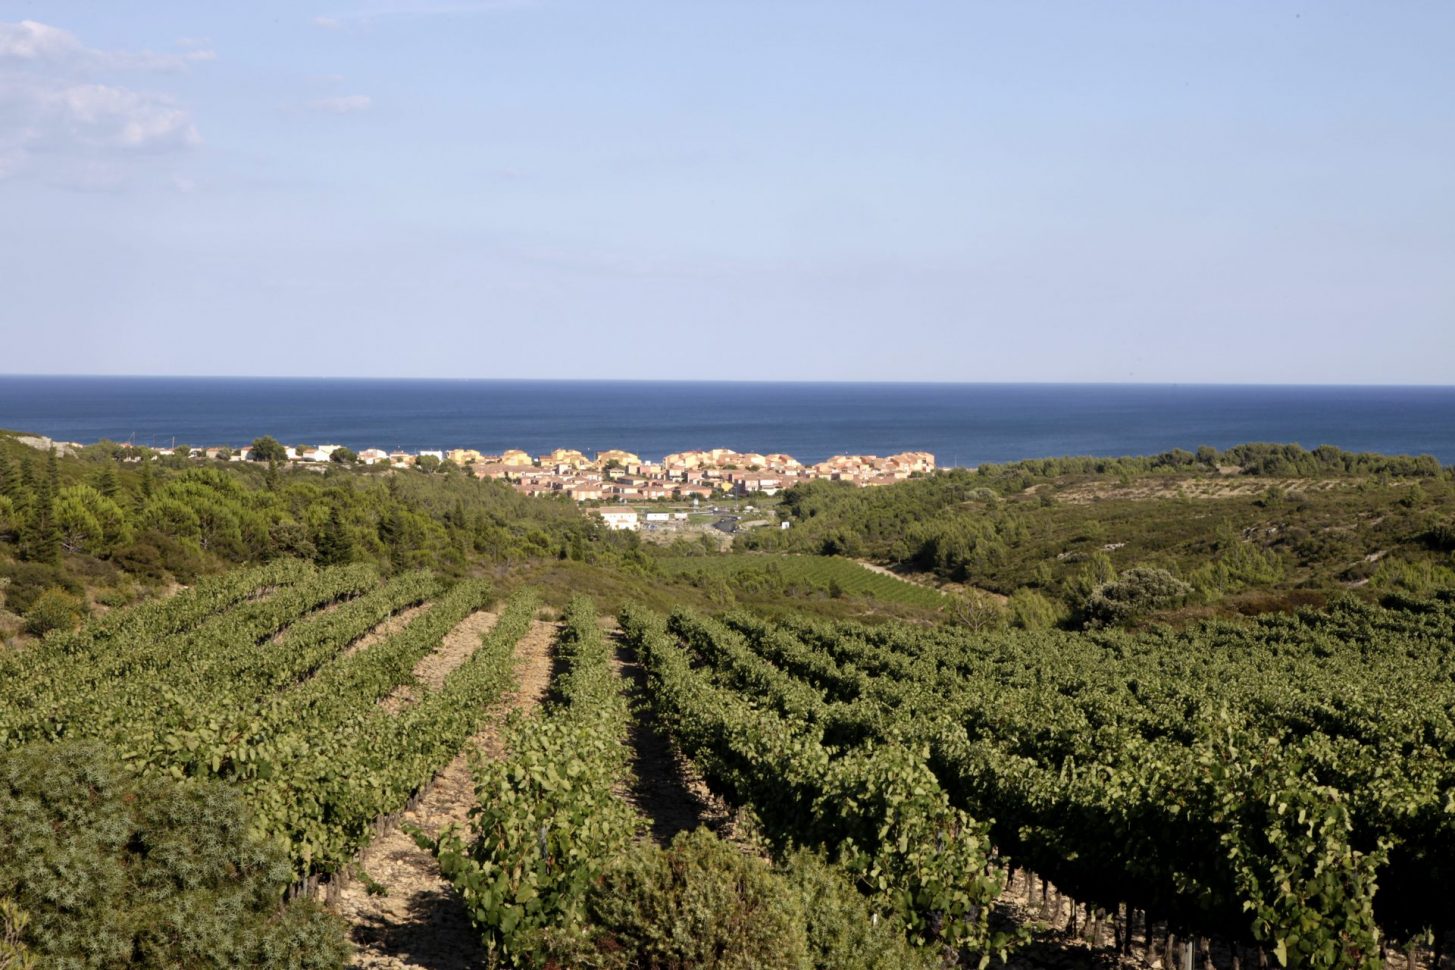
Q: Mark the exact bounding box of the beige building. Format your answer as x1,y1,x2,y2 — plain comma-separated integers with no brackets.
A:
595,449,641,467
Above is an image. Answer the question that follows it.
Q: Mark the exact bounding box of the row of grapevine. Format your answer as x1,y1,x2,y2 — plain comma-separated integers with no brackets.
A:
0,562,380,746
619,604,1010,960
656,553,947,609
192,584,536,879
123,568,444,757
421,596,641,964
0,558,312,718
1,558,313,676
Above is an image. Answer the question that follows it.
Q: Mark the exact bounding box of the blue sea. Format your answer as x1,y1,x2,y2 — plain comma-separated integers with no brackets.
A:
1,377,1453,467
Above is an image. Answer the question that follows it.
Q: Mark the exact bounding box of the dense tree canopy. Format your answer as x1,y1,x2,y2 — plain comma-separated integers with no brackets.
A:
0,432,627,639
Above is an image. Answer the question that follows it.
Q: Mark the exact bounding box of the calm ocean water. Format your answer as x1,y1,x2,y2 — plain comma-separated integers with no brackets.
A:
1,377,1453,467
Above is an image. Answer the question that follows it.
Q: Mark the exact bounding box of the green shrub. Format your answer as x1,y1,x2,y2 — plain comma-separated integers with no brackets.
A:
1082,565,1192,627
777,848,937,970
0,562,75,617
22,586,82,636
547,833,936,970
1006,587,1062,630
1423,521,1455,552
1370,557,1455,598
0,742,349,969
554,829,810,970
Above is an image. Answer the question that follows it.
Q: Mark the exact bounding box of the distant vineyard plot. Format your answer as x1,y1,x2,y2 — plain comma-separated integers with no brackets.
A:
656,553,947,610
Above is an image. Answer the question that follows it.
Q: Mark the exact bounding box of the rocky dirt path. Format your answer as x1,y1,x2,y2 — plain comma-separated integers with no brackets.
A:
853,558,944,592
334,615,557,970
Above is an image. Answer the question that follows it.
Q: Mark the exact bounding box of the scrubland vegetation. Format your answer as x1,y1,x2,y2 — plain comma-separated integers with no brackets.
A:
743,442,1455,627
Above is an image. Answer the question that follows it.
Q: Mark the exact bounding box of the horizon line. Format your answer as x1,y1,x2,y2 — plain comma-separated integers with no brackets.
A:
4,373,1455,390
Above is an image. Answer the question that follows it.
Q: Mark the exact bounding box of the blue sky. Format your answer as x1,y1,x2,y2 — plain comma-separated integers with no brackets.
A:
1,2,1451,382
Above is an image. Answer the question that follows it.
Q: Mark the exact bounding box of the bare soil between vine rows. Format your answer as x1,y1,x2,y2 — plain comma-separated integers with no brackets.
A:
379,609,499,713
342,602,434,660
334,615,556,970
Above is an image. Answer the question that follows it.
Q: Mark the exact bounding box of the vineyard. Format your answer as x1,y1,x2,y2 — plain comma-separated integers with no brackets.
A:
656,552,948,610
613,593,1455,970
6,554,1455,968
0,560,538,888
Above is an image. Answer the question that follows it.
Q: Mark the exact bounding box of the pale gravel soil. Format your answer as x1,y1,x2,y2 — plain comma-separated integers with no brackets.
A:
334,616,556,970
1053,475,1353,505
379,610,497,714
853,558,949,594
341,603,434,660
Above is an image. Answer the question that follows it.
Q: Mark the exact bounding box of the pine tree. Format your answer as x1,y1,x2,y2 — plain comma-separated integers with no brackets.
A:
139,455,155,501
7,455,35,516
377,507,406,570
25,451,60,564
0,449,11,499
315,506,355,566
94,461,121,498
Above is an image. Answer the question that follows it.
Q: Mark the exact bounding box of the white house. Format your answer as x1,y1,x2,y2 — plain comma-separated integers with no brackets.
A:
358,448,390,465
645,512,670,523
597,508,640,531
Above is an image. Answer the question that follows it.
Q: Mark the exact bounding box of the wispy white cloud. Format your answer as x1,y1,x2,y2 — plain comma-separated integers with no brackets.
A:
309,94,373,113
0,19,74,59
0,19,206,189
0,19,215,71
54,83,200,148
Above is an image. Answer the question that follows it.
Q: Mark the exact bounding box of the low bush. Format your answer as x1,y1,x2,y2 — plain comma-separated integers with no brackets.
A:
0,742,348,968
546,831,937,970
0,561,76,617
777,848,938,970
22,586,83,636
551,829,808,970
1082,565,1192,627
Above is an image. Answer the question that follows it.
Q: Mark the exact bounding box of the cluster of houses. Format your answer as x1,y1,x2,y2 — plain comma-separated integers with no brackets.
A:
466,447,936,502
162,441,937,503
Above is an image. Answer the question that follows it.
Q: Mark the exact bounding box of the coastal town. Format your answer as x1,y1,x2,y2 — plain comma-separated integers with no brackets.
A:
456,446,937,501
131,440,936,503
